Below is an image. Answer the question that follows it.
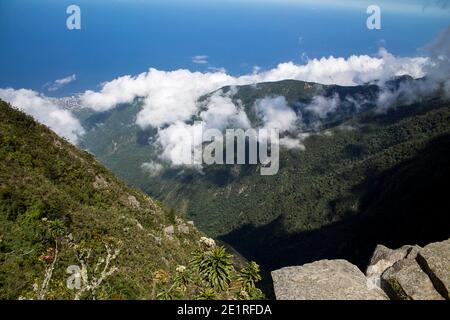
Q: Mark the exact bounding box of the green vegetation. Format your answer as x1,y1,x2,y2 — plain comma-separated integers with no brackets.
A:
0,100,262,299
76,79,450,274
157,237,263,300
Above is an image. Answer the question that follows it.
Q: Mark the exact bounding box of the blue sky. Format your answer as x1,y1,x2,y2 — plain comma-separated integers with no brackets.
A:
0,0,448,96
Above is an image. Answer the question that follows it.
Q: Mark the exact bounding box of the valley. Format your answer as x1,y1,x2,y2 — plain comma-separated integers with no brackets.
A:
74,78,450,273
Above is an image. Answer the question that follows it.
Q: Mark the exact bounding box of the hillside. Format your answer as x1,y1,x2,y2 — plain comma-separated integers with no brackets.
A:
74,79,450,273
0,101,200,299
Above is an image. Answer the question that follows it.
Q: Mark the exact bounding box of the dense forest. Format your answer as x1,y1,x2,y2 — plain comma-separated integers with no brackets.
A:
76,79,450,274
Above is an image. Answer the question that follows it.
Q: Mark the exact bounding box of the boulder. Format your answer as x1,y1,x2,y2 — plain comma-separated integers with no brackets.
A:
366,244,419,290
163,225,175,238
272,260,387,300
93,175,109,189
417,238,450,299
177,224,190,234
381,258,444,300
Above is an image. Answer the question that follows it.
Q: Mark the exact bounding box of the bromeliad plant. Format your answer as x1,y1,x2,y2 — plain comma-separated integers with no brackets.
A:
191,245,234,291
156,237,264,300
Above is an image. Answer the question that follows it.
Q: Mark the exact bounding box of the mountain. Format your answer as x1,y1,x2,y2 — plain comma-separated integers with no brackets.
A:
74,78,450,274
1,99,263,300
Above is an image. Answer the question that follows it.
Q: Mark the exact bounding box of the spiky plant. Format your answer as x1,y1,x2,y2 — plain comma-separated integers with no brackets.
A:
48,219,66,238
238,261,261,290
191,246,234,291
196,287,217,300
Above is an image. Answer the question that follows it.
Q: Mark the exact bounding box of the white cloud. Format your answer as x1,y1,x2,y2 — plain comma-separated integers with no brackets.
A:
200,91,251,131
279,132,310,150
305,94,340,118
280,136,305,150
156,121,203,167
76,49,430,166
79,49,427,129
0,88,84,143
376,26,450,109
2,27,448,172
155,90,251,167
255,96,298,131
192,55,209,64
208,66,227,73
423,25,450,99
135,69,235,128
141,161,164,177
253,49,426,86
45,74,77,92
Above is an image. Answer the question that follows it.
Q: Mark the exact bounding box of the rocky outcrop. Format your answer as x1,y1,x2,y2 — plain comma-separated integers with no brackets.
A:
375,239,449,300
366,244,421,291
163,225,175,239
381,257,444,300
416,239,450,299
272,238,449,300
271,260,387,300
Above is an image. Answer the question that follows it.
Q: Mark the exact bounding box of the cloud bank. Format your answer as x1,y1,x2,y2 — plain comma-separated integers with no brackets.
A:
80,48,427,131
255,96,299,132
0,88,84,143
3,33,449,171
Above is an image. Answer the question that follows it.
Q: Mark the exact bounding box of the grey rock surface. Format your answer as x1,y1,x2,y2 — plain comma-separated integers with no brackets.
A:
417,239,450,299
163,225,175,239
381,257,444,300
271,239,450,300
366,244,414,290
272,259,387,300
366,244,422,290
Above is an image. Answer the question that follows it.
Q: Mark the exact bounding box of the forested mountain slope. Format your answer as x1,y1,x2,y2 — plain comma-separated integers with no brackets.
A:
0,100,203,299
75,79,450,272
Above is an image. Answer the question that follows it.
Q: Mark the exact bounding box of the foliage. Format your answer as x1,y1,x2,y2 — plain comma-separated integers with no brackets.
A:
156,238,264,300
0,100,205,299
77,79,450,274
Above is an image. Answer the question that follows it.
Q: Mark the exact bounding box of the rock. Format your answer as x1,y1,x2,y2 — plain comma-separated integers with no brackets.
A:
93,175,108,189
366,244,417,290
381,258,444,300
187,221,195,226
163,225,175,238
406,245,421,259
272,260,387,300
416,238,450,299
127,195,141,209
53,139,62,149
367,244,411,270
177,224,189,234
